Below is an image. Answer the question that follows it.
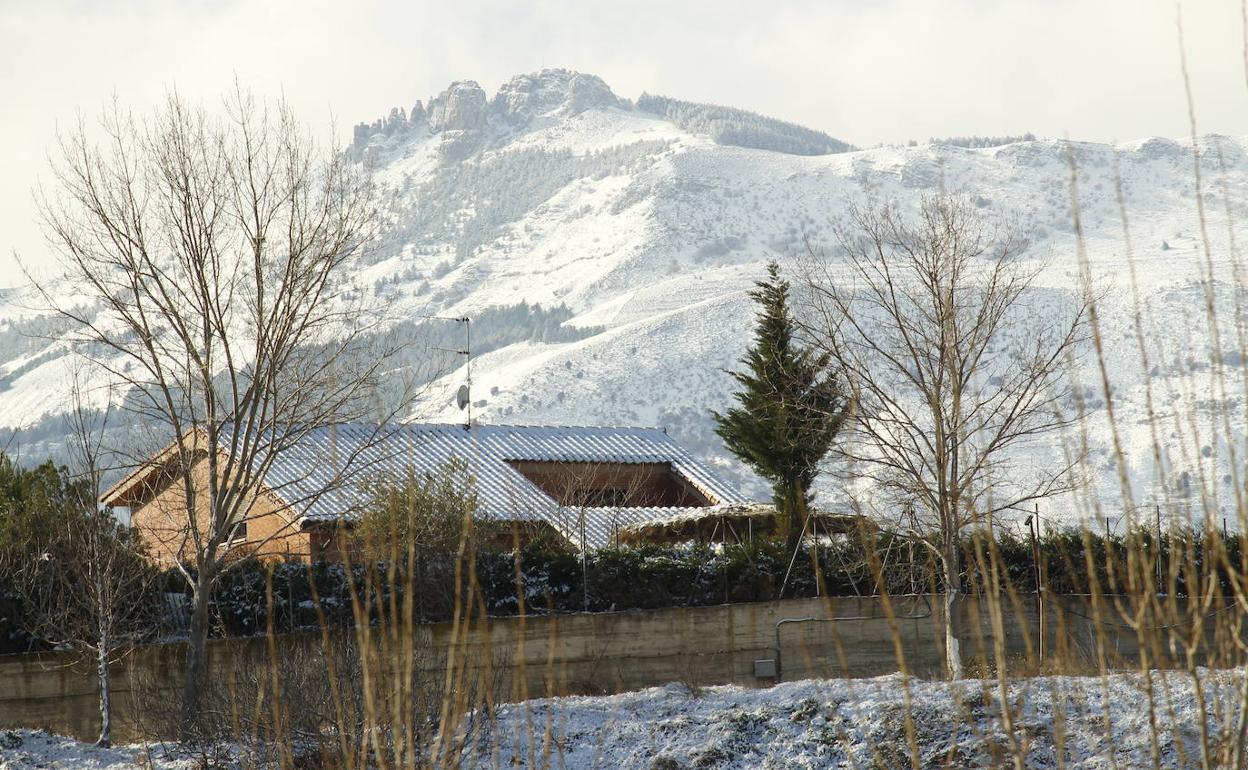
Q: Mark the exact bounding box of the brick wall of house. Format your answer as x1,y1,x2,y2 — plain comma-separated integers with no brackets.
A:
124,451,312,566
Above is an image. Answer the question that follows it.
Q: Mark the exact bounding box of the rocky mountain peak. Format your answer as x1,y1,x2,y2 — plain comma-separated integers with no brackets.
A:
493,69,618,123
427,80,489,132
349,68,859,165
351,70,622,159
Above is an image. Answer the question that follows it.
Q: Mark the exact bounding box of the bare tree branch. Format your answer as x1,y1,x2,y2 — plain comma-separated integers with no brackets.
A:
798,194,1088,678
31,86,409,735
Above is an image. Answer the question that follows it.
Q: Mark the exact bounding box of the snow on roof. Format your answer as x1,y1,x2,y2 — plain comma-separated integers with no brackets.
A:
615,502,873,545
618,501,776,531
249,422,748,549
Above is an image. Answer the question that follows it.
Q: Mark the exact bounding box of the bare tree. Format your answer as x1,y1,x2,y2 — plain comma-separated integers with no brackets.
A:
545,460,661,610
801,194,1087,678
33,86,402,733
5,375,158,747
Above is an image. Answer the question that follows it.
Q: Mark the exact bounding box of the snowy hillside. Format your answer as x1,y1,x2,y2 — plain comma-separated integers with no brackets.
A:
2,68,1245,522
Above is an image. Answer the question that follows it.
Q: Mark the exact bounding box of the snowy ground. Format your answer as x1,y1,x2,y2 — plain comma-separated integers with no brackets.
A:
0,731,238,770
472,671,1248,769
6,670,1246,769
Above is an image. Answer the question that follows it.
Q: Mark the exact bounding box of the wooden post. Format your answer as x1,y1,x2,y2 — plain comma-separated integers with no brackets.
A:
581,509,589,612
1028,504,1044,667
1156,504,1163,594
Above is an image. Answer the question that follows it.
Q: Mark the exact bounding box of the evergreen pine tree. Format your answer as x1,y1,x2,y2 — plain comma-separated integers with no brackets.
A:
713,261,849,542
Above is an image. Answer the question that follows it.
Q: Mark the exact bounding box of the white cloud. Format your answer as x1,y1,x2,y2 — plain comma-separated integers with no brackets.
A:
1,0,1245,286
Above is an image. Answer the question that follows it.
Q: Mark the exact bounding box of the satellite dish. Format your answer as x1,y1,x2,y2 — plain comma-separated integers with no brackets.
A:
455,384,470,410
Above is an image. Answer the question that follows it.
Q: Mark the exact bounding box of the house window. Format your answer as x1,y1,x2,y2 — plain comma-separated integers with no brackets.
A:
231,518,248,542
506,461,713,508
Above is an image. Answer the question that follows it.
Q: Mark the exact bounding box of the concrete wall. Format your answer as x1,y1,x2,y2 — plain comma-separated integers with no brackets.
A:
0,594,1225,742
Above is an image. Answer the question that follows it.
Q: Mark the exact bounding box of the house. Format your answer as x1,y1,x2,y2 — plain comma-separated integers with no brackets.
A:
103,423,749,565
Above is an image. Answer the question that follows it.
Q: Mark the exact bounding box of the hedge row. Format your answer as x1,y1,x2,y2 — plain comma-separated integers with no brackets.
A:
195,528,1247,638
5,527,1241,649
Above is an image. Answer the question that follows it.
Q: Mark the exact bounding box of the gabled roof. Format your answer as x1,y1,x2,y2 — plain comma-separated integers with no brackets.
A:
232,422,748,548
101,429,210,508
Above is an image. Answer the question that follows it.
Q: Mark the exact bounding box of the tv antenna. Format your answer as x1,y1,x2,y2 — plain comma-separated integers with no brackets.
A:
424,315,472,426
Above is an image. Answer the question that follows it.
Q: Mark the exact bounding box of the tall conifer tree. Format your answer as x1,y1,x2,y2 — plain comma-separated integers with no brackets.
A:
713,261,849,541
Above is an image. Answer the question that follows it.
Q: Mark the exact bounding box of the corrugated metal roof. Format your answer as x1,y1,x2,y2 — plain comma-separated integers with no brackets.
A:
239,423,748,549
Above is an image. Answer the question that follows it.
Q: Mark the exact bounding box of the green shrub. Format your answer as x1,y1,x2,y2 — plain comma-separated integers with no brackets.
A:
141,524,1248,640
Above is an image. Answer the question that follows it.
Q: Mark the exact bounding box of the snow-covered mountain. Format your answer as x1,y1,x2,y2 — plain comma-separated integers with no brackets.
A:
3,68,1246,521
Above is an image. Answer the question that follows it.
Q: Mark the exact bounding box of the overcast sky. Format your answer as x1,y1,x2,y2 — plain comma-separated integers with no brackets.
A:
2,0,1246,287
